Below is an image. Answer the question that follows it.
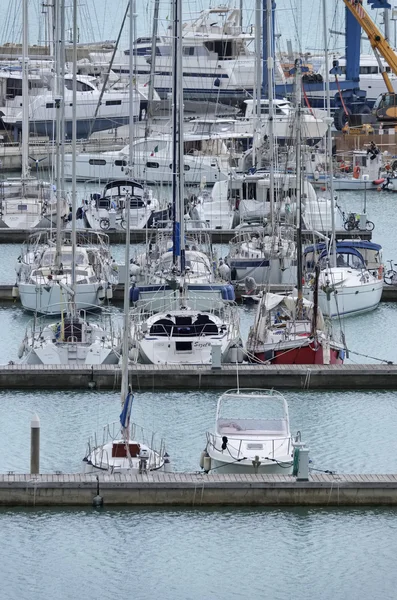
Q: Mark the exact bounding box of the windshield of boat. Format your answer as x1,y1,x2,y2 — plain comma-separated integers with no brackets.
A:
41,249,88,266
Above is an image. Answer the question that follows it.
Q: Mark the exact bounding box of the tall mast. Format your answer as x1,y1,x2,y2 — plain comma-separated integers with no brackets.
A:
322,0,336,268
171,0,185,273
121,0,136,403
295,59,303,319
266,0,275,231
21,0,29,180
54,0,63,269
71,0,77,296
145,0,160,139
252,0,262,170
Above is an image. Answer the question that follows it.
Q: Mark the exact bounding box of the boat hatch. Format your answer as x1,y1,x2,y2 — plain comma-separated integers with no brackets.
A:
246,443,264,450
112,442,141,458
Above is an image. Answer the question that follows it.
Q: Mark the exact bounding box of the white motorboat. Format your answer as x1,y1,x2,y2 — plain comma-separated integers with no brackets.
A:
80,179,163,231
20,311,121,365
306,145,385,191
16,230,117,315
303,241,384,318
201,388,300,474
130,299,242,365
64,131,245,185
0,71,141,139
86,6,286,104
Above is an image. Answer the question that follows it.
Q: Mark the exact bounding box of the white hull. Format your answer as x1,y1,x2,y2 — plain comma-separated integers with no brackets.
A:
138,332,238,365
208,455,293,474
64,151,229,185
18,282,105,315
305,272,383,318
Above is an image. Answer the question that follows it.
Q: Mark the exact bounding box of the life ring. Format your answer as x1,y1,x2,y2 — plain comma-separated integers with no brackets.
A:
353,165,360,179
378,265,384,280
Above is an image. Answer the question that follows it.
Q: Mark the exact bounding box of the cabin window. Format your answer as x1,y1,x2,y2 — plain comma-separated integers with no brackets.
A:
89,159,107,166
146,162,159,168
105,100,122,106
46,103,54,109
115,160,127,167
183,47,195,56
64,79,94,92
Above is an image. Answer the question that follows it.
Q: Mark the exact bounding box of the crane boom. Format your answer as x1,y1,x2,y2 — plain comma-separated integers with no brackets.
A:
342,0,396,93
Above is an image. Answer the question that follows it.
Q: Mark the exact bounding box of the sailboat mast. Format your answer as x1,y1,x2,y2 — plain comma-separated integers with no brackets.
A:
266,0,275,230
71,0,77,292
171,0,185,272
322,0,337,269
54,0,63,268
145,0,160,139
252,0,262,170
121,0,136,403
21,0,29,180
295,60,303,315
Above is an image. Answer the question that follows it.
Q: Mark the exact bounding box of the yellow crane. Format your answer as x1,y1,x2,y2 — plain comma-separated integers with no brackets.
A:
342,0,397,120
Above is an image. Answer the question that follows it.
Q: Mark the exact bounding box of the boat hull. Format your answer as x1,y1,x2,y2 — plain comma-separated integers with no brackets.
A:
252,342,343,365
18,283,104,316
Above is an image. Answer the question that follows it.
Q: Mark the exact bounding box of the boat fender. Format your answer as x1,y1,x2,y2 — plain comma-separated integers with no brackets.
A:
373,178,385,185
199,450,207,469
130,287,140,303
106,286,113,300
17,341,25,359
226,284,235,301
378,264,384,280
353,165,360,179
97,286,105,300
203,456,211,473
221,286,229,301
12,285,20,299
221,436,228,451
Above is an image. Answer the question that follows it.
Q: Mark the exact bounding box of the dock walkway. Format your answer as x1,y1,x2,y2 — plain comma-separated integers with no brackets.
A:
1,363,397,390
1,472,397,506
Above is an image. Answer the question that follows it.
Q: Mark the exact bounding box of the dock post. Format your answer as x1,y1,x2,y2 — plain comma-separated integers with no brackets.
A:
297,446,310,481
30,414,40,475
211,342,222,370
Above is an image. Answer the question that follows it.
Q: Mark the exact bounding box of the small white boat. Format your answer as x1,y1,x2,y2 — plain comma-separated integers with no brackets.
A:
83,405,168,474
19,311,121,365
201,388,300,474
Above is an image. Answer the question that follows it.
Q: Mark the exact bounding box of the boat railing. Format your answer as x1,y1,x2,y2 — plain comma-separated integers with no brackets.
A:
206,431,292,461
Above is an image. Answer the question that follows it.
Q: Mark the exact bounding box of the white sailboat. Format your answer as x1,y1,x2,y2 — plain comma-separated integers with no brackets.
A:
129,0,243,365
83,1,168,475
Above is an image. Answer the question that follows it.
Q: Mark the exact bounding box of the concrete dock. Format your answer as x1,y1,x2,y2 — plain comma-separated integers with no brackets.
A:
0,228,371,244
1,472,397,506
1,363,397,390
